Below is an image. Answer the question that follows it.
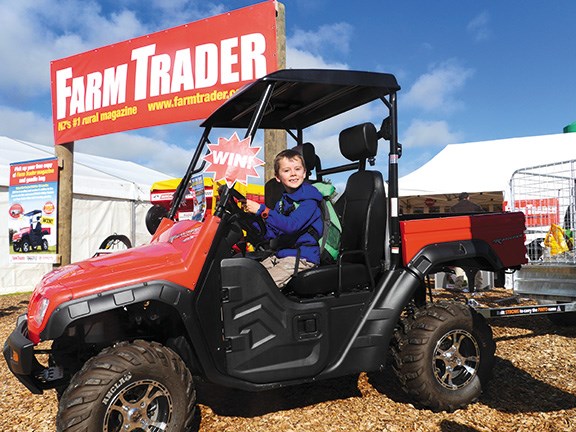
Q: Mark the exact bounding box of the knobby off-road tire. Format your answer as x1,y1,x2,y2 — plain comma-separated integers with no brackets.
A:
391,301,495,412
56,340,196,432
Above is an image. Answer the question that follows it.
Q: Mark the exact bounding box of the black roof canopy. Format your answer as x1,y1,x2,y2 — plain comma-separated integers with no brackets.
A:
201,69,400,130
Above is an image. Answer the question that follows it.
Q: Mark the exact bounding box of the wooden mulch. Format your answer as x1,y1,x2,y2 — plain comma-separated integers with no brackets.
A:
1,289,575,432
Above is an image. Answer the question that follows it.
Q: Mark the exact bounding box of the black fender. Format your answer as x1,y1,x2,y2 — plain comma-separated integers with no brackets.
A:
405,239,504,280
40,281,194,342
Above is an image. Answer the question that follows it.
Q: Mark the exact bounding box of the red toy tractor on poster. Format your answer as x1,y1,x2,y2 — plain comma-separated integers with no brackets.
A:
11,209,50,253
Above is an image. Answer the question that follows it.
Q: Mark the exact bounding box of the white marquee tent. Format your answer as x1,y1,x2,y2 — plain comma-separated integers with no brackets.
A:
0,136,172,295
398,133,576,213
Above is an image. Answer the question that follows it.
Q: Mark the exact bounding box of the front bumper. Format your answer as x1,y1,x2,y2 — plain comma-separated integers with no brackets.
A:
3,314,44,394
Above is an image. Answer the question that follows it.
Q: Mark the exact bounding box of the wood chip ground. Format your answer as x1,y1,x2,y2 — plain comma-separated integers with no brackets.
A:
1,289,575,432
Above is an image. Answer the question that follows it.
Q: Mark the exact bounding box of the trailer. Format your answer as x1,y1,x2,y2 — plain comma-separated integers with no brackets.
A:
495,159,576,325
430,159,576,325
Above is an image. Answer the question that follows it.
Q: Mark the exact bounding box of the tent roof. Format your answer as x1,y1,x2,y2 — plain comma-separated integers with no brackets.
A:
0,136,172,200
399,133,576,197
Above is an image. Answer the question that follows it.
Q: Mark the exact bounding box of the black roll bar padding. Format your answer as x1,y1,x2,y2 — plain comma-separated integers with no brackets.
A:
314,155,323,182
244,82,276,141
382,91,401,270
213,184,229,218
286,128,299,143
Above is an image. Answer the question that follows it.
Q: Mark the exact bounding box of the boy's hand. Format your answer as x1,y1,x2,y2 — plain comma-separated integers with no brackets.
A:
244,199,261,214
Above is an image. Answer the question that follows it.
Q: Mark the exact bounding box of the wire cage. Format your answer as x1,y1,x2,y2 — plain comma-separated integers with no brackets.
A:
509,159,576,265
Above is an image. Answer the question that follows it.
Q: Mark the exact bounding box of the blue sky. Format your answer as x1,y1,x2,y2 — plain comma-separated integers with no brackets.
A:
1,0,575,182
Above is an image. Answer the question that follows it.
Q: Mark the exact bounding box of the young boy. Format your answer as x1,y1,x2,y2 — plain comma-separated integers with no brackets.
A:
244,149,323,288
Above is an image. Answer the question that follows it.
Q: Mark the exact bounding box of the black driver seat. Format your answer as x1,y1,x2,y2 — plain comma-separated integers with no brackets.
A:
286,123,386,297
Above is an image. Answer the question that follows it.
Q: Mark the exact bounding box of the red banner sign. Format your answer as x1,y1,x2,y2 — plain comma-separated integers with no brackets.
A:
10,158,59,186
508,198,560,227
51,1,278,144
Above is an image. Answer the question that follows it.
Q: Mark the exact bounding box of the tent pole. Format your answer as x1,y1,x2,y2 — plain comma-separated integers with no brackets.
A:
55,142,74,267
131,200,137,247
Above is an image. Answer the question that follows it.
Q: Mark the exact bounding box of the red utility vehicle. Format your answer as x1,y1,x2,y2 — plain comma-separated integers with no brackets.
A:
11,209,50,253
4,69,527,431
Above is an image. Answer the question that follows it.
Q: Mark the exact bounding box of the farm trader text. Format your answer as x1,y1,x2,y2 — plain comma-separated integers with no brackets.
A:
55,33,267,120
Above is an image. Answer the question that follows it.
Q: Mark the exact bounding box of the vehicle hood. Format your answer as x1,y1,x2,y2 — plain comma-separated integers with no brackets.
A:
27,217,220,342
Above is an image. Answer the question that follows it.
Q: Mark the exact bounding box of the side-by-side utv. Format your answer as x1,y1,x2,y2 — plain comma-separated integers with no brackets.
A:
4,69,527,431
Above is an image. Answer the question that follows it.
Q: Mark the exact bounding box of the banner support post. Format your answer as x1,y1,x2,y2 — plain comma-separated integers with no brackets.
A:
264,1,286,182
55,142,74,267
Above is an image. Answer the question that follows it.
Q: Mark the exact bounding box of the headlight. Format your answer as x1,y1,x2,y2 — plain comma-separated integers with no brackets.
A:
34,297,50,326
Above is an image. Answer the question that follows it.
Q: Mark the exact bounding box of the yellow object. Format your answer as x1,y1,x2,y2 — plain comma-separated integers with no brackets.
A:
150,178,182,191
41,216,55,225
150,177,265,214
544,224,569,255
151,178,264,196
202,178,264,196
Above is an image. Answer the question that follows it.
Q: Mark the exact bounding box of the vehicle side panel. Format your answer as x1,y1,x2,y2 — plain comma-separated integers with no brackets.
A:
220,258,331,383
319,268,421,380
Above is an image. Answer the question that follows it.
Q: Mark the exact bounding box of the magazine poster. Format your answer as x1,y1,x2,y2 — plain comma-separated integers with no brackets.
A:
9,158,59,263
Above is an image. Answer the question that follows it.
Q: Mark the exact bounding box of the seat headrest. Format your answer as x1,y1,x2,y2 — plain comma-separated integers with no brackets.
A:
292,142,317,173
339,123,378,162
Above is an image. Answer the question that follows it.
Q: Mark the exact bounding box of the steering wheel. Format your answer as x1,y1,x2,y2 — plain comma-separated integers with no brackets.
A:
220,185,267,247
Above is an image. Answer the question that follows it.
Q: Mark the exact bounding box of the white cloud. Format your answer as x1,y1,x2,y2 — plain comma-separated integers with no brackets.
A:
401,119,462,148
403,61,474,113
80,133,195,177
289,23,353,56
0,0,230,101
467,12,492,42
284,22,353,169
0,106,53,145
287,47,349,70
286,22,352,69
148,0,226,29
0,6,54,97
0,1,148,100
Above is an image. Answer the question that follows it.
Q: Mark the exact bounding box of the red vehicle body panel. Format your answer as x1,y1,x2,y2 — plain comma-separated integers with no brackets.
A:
400,212,528,268
13,227,51,241
26,215,221,343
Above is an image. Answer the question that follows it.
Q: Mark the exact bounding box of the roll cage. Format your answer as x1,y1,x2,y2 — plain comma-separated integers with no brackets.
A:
170,68,403,267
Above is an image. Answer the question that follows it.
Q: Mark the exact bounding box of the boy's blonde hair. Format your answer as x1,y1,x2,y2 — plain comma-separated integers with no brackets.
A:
273,149,305,176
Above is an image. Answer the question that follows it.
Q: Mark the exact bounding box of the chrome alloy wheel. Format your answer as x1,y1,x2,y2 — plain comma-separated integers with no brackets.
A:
103,379,173,431
433,329,480,390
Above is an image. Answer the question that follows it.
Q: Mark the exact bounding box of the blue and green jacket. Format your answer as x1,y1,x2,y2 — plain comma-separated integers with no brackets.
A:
257,181,323,264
